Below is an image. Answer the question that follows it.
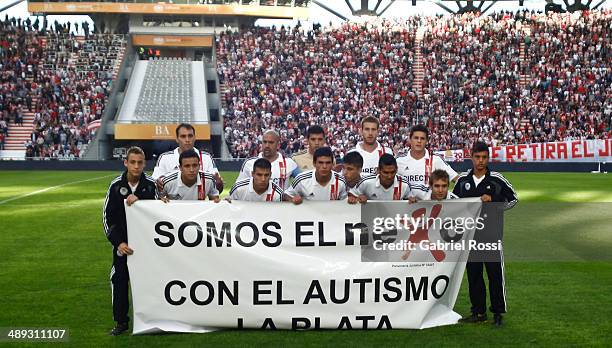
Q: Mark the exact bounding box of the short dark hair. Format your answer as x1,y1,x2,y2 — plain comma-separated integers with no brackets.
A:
430,169,449,185
176,123,195,137
313,146,333,162
378,153,397,168
253,158,272,172
410,124,429,139
179,149,200,166
471,141,489,155
306,125,325,139
126,146,145,159
361,116,380,129
342,151,363,168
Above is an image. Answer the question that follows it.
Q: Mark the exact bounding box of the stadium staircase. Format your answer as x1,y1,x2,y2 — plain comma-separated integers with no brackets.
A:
413,26,426,98
518,27,533,134
2,93,37,158
219,82,228,111
519,27,532,91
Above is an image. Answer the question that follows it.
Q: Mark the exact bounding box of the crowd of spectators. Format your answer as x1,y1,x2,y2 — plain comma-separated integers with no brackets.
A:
217,18,421,158
419,11,526,151
218,10,611,158
0,16,124,158
522,10,611,143
3,11,610,159
1,17,41,152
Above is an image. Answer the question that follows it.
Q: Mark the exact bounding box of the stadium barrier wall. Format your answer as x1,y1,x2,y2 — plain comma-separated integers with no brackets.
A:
0,160,609,173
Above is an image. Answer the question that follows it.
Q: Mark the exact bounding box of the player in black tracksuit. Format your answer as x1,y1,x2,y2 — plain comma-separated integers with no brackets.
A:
102,147,156,336
453,142,518,327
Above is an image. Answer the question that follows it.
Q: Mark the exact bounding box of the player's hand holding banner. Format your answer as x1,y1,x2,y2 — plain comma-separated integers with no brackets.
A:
126,200,484,334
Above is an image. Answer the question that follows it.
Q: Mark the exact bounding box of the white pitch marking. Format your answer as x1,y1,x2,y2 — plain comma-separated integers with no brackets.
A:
0,174,115,205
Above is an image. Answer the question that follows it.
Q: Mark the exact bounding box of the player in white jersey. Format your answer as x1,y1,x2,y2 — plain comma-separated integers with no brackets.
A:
423,169,459,200
158,150,220,202
348,154,427,203
284,147,347,203
347,116,393,176
152,123,223,191
396,125,458,193
228,158,283,202
237,130,299,190
341,151,363,189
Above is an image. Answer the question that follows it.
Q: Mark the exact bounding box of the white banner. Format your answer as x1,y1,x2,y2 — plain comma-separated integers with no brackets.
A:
435,139,612,162
126,200,482,334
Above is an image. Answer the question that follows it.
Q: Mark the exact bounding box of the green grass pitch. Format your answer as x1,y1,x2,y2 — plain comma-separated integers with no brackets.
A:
0,170,611,346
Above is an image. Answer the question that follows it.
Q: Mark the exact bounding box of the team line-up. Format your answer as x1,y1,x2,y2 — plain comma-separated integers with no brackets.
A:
113,118,517,205
102,117,518,335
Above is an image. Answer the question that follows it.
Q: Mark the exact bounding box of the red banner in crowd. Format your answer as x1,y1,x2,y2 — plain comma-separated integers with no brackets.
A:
435,139,612,162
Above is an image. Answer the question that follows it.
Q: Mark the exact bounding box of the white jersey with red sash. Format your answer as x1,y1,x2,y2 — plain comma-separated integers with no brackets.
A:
347,141,394,176
396,149,458,193
349,174,427,201
152,147,219,180
229,178,283,202
237,153,299,190
159,170,219,200
285,170,348,201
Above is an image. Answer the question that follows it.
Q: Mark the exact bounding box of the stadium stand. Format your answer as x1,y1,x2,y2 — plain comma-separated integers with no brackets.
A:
0,17,125,159
116,57,208,125
0,18,41,157
217,18,421,159
134,58,193,123
420,12,525,151
217,10,611,158
522,11,611,143
2,10,610,159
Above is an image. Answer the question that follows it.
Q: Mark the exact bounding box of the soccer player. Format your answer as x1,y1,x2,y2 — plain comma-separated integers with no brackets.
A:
284,147,347,203
348,154,426,203
152,123,223,191
341,151,364,189
237,130,299,189
158,150,220,202
103,146,157,336
424,169,459,200
453,141,518,327
292,125,326,171
396,125,458,194
228,158,284,202
347,116,393,175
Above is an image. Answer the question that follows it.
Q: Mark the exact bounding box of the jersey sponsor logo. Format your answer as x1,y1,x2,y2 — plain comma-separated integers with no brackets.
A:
362,167,378,174
406,175,425,183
